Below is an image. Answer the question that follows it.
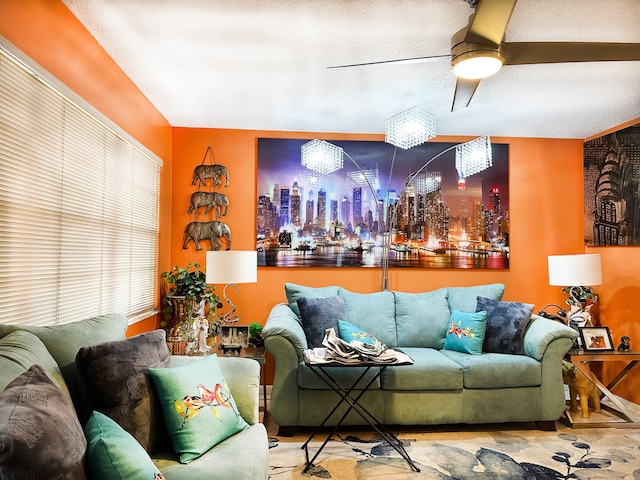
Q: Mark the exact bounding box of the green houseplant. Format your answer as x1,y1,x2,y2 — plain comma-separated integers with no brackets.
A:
161,262,222,341
248,322,264,348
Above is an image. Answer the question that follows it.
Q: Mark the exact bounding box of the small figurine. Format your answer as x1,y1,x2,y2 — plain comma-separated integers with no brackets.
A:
617,336,631,352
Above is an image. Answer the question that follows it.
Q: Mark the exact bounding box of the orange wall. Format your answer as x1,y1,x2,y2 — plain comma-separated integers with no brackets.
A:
171,129,640,404
0,0,173,334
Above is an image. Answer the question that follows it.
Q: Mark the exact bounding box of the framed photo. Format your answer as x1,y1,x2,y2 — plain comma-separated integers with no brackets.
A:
220,325,249,348
579,326,614,351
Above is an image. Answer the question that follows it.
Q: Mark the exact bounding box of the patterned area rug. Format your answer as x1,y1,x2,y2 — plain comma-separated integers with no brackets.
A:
268,427,640,479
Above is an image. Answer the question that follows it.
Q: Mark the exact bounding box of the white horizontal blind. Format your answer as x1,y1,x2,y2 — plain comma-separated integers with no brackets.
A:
0,44,160,326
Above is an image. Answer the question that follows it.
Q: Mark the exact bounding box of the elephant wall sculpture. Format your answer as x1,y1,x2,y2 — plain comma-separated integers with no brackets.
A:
191,164,229,188
183,221,232,251
187,191,229,217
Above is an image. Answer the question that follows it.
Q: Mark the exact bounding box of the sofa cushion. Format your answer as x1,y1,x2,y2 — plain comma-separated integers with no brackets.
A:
285,283,340,320
380,348,463,390
0,330,70,398
337,288,397,347
476,296,534,355
297,296,345,348
76,329,172,453
150,355,249,464
337,319,377,345
0,313,128,413
0,365,87,479
446,283,505,312
298,362,381,390
85,411,164,479
443,310,488,355
440,350,542,388
394,289,450,348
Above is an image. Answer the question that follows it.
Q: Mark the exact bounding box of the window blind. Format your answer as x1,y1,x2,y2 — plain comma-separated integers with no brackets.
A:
0,42,161,326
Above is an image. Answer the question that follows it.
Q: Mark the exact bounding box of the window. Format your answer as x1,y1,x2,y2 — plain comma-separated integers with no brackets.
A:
0,41,161,326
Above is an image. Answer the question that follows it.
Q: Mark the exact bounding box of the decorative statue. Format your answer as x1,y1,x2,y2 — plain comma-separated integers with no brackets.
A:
617,336,631,352
192,316,211,354
561,360,601,419
187,191,229,217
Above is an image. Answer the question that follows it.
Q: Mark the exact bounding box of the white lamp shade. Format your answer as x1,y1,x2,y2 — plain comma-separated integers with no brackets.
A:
206,250,257,284
547,254,602,287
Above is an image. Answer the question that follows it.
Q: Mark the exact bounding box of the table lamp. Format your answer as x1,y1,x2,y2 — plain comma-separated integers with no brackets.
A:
546,253,602,323
206,250,257,324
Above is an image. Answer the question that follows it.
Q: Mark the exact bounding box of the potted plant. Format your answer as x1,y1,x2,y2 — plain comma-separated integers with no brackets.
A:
248,322,264,348
161,262,222,346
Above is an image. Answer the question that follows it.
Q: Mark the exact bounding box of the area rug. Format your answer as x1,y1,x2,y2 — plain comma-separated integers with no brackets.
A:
268,428,640,479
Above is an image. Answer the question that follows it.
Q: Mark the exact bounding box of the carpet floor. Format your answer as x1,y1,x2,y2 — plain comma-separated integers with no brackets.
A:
267,425,640,479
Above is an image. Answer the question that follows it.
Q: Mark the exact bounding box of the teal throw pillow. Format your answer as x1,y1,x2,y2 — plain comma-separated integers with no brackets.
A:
149,355,248,464
443,310,488,355
337,320,377,345
85,411,164,480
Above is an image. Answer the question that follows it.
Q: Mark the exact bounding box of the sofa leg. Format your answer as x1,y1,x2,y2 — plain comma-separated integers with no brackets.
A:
277,426,298,437
536,421,556,431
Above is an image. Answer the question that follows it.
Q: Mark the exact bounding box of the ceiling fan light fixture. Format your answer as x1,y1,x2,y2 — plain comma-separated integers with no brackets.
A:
451,50,504,79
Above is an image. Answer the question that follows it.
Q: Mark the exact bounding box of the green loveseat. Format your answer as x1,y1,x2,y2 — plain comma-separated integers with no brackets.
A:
263,283,578,433
0,314,269,479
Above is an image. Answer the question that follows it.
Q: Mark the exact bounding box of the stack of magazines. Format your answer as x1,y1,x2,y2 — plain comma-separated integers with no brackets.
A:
303,328,413,365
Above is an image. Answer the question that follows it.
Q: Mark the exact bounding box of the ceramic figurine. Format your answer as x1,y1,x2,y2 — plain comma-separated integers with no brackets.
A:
617,336,631,352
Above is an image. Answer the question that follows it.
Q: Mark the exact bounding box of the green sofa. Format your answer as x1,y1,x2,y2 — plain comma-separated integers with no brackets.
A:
263,283,578,433
0,314,269,479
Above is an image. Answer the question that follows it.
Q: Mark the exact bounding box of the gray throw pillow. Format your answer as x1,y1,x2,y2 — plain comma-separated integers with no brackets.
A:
476,296,534,355
297,296,345,348
0,365,87,479
75,329,171,453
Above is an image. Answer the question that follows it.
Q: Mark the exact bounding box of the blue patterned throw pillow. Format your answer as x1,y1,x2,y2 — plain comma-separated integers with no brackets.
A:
443,310,488,355
297,296,346,348
476,296,534,355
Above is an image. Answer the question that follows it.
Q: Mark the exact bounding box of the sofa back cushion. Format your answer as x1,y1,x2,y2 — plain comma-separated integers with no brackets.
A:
394,289,450,348
0,313,128,413
0,330,71,399
447,283,505,312
285,283,340,320
337,288,397,347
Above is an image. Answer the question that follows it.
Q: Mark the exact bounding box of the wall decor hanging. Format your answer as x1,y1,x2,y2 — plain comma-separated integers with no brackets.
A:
256,138,509,269
183,146,231,250
584,123,640,246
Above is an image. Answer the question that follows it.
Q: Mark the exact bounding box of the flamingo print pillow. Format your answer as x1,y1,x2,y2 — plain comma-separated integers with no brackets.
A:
149,355,248,464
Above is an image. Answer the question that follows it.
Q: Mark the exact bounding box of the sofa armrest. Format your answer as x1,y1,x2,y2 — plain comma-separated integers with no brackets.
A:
262,302,307,426
170,355,261,425
524,314,578,361
262,302,307,358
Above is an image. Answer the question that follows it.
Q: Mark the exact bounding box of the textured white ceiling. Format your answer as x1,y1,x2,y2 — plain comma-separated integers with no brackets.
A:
63,0,640,138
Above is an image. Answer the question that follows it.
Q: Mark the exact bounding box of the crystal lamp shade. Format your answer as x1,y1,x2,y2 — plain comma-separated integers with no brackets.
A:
410,171,442,195
455,136,492,179
346,168,377,188
301,139,344,174
385,106,437,150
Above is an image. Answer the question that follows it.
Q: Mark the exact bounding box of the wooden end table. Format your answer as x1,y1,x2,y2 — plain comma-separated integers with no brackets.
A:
563,349,640,428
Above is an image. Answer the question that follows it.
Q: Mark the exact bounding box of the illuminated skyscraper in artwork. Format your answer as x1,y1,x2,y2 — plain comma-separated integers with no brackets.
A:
317,188,327,231
291,181,301,227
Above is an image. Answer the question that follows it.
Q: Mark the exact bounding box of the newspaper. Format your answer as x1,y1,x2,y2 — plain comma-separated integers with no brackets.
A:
303,328,413,365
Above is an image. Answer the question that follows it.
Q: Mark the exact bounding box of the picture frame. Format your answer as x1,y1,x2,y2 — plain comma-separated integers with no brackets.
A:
579,326,614,351
219,325,249,348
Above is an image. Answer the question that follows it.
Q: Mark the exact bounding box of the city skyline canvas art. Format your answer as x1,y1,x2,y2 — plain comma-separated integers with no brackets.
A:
256,138,509,269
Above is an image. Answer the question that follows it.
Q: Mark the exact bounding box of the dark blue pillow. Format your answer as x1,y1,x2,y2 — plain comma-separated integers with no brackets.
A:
297,296,345,348
476,296,534,355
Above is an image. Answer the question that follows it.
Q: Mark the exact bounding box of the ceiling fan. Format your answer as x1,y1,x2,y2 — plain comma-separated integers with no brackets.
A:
329,0,640,111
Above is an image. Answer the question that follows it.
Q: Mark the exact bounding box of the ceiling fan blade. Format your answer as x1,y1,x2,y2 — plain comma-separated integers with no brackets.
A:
451,77,481,112
464,0,517,47
327,54,449,69
503,42,640,65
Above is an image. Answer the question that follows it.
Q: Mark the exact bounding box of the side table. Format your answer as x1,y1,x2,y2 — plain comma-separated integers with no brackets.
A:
563,349,640,428
301,353,419,473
